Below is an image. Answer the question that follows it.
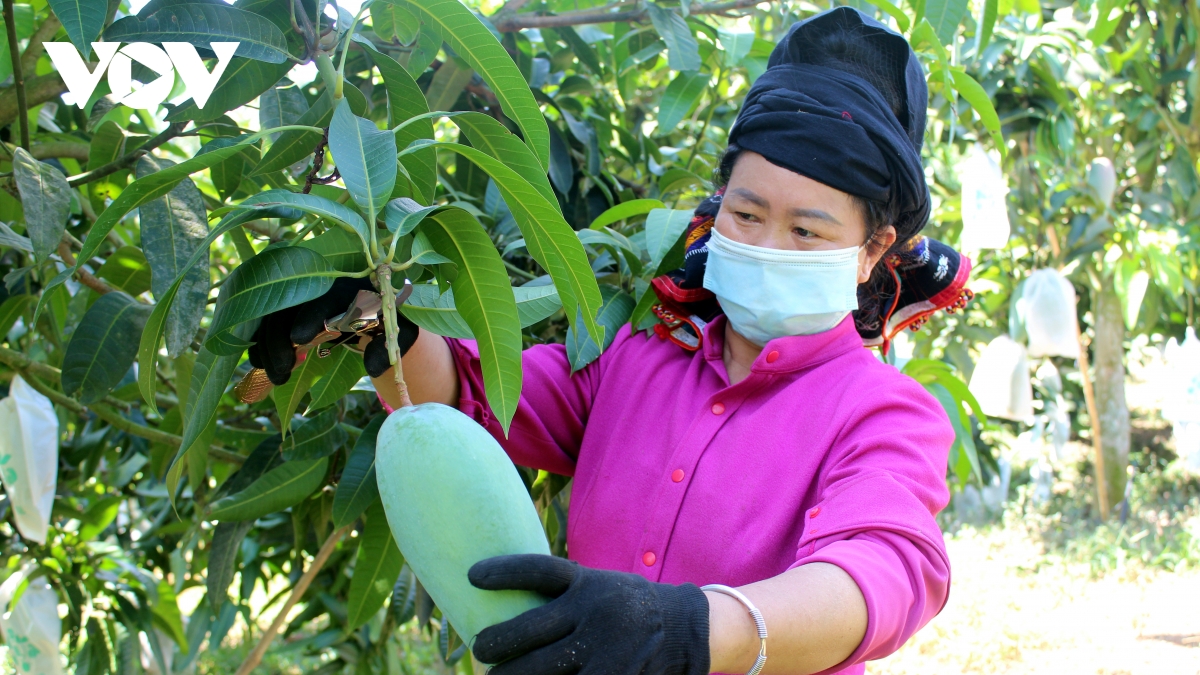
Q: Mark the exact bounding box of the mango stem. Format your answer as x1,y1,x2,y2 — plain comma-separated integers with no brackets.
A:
375,264,413,408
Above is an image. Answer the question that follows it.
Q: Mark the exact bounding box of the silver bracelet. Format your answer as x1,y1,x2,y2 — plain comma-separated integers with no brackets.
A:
701,584,768,675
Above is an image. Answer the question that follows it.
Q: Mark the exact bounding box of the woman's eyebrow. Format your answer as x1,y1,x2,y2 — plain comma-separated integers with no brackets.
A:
789,207,843,226
728,187,769,208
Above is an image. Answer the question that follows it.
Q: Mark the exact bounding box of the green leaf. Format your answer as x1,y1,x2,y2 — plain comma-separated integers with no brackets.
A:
422,209,522,432
644,208,693,274
402,139,605,349
105,4,291,63
657,167,704,194
328,98,398,227
346,500,405,629
0,222,31,252
47,0,107,58
208,458,329,521
12,148,71,263
206,247,338,355
384,198,439,237
61,292,153,404
332,413,384,528
927,382,982,483
975,0,997,53
259,83,309,138
177,321,258,479
424,56,473,111
565,285,635,371
0,294,30,338
88,121,126,171
207,520,253,609
272,347,335,429
717,28,755,66
298,227,370,273
373,50,436,203
656,71,709,135
589,199,665,230
391,0,550,169
452,112,556,206
250,189,372,258
202,135,258,202
924,0,969,45
372,1,420,43
77,140,263,266
645,4,701,72
281,408,347,461
96,246,153,296
949,68,1005,158
305,346,367,413
166,58,292,123
152,582,189,653
253,92,335,175
137,155,211,358
864,0,911,32
556,25,603,75
400,282,562,338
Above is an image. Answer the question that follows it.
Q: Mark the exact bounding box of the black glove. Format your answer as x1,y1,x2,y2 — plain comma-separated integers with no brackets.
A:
468,554,710,675
246,277,420,385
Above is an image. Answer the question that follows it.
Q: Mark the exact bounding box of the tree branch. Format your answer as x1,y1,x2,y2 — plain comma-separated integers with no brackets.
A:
0,346,246,465
31,141,91,161
491,0,765,31
67,122,187,187
3,0,29,149
0,74,68,129
21,15,60,74
57,237,116,295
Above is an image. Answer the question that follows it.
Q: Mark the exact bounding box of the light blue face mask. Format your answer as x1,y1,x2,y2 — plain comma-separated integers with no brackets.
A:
702,228,861,346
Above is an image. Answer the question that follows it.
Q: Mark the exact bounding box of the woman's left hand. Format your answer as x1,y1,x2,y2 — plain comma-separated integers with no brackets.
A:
468,554,711,674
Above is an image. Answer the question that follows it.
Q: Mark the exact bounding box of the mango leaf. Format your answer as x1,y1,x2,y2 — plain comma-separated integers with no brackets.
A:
645,4,701,72
373,50,436,203
96,246,153,296
644,208,694,274
12,148,71,263
422,209,522,433
924,0,969,45
974,0,997,53
47,0,107,58
717,28,755,66
346,500,405,629
205,247,339,355
927,382,983,483
949,67,1005,158
0,295,31,338
589,199,665,230
400,283,562,338
62,292,153,404
658,167,704,194
166,58,292,123
372,1,419,43
565,285,635,371
332,413,385,528
281,409,347,461
208,458,329,521
137,156,211,358
77,139,263,266
390,0,550,169
105,4,290,63
0,222,31,253
384,198,440,237
656,71,709,135
452,112,556,206
306,346,367,413
88,121,125,170
272,348,335,429
246,190,371,258
424,56,473,111
402,139,604,349
253,92,335,175
328,98,397,227
298,227,369,273
259,83,309,138
207,520,253,609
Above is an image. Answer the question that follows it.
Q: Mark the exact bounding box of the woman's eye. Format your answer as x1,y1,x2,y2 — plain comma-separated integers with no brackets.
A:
735,211,758,222
794,227,815,238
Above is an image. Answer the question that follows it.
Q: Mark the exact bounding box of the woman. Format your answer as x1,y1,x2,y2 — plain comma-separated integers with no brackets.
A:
250,7,973,674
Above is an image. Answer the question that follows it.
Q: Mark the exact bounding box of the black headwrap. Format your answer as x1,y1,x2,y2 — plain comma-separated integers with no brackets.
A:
728,6,931,241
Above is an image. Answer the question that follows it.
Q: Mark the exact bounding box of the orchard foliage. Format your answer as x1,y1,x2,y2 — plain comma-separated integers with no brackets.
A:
0,0,1179,671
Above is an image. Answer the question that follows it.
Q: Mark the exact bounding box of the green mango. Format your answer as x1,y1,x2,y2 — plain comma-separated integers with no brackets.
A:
375,403,549,648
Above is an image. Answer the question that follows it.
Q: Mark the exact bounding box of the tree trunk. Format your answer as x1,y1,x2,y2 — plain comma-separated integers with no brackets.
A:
1092,285,1130,516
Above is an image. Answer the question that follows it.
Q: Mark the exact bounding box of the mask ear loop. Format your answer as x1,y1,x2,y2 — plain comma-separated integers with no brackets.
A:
878,254,903,356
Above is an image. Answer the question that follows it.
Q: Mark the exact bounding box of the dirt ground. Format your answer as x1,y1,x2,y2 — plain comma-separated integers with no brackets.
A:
871,527,1200,675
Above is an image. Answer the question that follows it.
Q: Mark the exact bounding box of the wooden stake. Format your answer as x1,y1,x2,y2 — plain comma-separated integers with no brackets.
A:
235,525,350,675
1075,318,1109,520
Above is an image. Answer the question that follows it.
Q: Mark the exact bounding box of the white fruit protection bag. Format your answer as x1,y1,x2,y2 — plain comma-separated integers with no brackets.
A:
1020,269,1080,359
0,375,59,543
0,565,64,675
969,335,1034,421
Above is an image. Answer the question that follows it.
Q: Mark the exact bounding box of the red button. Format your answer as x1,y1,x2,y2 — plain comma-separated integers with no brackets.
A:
711,402,726,415
642,552,656,566
810,507,821,518
671,469,685,482
766,350,780,363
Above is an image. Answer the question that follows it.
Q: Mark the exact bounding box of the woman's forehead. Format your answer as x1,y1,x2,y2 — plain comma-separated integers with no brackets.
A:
724,152,861,222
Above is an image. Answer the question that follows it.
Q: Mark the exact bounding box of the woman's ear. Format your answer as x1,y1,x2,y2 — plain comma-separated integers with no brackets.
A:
858,225,897,283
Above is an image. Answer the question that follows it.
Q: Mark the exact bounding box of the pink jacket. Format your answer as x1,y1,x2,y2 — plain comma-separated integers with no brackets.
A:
446,315,953,674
